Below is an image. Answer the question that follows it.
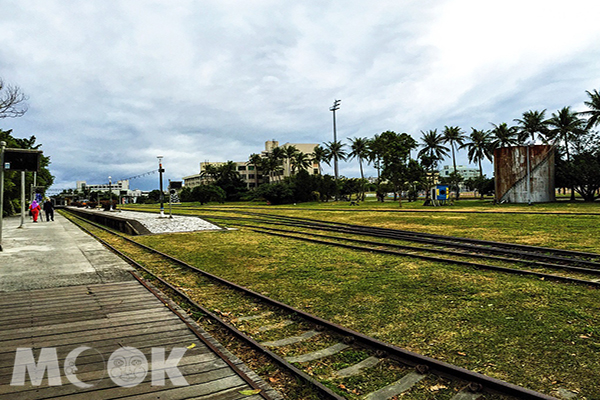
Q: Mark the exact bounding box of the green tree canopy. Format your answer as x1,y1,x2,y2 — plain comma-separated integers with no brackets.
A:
1,129,54,216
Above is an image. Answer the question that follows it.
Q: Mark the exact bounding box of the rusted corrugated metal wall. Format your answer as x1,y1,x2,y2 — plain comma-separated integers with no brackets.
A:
494,145,555,203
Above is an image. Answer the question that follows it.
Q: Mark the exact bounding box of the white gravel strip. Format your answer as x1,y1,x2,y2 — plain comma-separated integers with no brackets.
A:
111,210,222,234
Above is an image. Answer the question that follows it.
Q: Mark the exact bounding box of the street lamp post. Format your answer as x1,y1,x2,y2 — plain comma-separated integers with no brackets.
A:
157,156,165,217
329,99,341,180
108,176,112,211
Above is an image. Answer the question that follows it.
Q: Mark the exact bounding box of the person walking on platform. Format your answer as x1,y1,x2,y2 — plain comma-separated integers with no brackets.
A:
29,200,41,223
43,199,54,222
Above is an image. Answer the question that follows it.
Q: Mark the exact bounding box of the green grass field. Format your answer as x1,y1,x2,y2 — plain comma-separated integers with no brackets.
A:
123,200,600,398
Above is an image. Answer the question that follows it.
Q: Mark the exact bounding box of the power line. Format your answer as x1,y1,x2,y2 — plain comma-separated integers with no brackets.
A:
119,170,157,181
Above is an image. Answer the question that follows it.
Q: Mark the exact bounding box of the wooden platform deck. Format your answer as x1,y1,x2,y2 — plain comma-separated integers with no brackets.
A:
0,280,277,399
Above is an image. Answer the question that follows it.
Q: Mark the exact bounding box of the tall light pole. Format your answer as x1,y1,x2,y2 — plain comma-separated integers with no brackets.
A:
157,155,165,217
0,141,6,251
108,176,112,211
329,99,341,180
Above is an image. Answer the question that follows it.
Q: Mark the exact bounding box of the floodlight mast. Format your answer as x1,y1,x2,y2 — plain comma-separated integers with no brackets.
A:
0,141,5,251
329,99,341,180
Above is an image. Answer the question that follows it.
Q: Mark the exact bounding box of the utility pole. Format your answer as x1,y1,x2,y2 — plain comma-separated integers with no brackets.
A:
108,176,112,211
157,156,165,218
329,99,341,180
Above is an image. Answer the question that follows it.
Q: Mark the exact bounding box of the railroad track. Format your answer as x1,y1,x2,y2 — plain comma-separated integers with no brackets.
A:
167,209,600,287
62,209,560,400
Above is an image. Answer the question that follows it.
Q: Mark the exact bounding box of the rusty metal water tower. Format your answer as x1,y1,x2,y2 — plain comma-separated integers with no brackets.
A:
494,145,555,204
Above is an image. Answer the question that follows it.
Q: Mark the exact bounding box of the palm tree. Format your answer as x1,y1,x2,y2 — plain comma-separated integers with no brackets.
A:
311,145,327,175
267,146,285,182
347,137,369,180
442,126,466,174
199,163,218,183
490,122,518,149
418,129,450,172
579,89,600,130
367,133,385,181
248,153,263,189
261,156,283,184
324,140,347,180
283,145,299,175
514,110,549,144
461,128,493,178
215,161,239,183
547,106,587,201
418,130,449,200
290,152,311,175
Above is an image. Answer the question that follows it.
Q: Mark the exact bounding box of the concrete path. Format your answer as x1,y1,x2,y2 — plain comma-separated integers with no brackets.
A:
0,212,279,399
0,213,134,291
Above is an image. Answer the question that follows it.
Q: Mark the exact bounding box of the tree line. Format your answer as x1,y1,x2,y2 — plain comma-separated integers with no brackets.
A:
186,88,600,205
2,78,55,216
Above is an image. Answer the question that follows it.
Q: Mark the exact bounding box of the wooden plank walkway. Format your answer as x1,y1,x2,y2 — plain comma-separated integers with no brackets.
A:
0,280,278,399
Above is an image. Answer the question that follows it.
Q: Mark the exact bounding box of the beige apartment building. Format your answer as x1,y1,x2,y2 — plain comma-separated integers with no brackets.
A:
183,140,320,190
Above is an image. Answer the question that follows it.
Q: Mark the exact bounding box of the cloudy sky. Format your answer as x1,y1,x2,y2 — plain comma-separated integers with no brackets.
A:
1,0,599,191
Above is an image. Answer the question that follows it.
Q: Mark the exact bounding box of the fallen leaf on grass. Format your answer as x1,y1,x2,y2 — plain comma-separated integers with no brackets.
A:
429,384,448,391
457,351,466,356
239,389,261,395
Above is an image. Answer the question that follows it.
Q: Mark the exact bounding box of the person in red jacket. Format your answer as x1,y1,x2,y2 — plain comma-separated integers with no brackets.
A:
29,200,41,222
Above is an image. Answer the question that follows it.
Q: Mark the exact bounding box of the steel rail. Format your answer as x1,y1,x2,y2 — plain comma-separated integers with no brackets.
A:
249,227,600,288
63,208,559,399
65,212,344,400
209,210,600,267
257,211,600,261
201,212,600,271
191,204,600,216
226,222,600,278
130,271,276,400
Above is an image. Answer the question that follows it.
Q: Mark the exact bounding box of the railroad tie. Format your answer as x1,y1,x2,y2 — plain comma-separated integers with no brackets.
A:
450,390,484,400
261,330,321,347
236,312,273,322
333,356,381,378
363,371,426,400
258,320,295,332
285,343,349,363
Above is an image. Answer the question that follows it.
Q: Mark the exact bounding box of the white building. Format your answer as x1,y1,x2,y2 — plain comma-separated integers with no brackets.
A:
439,165,480,191
183,140,320,190
76,180,143,203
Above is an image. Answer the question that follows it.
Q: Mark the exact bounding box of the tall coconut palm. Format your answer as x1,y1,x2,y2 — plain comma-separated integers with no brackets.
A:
261,156,283,184
490,122,518,149
418,130,449,198
514,110,550,144
311,145,327,175
347,136,369,180
324,140,347,180
283,145,299,175
367,133,385,181
417,129,450,172
461,128,493,178
547,106,587,201
267,146,285,182
441,126,466,174
248,153,263,189
579,89,600,130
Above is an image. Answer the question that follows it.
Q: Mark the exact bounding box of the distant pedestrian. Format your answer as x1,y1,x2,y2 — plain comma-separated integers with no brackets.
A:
43,199,54,221
29,200,41,223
